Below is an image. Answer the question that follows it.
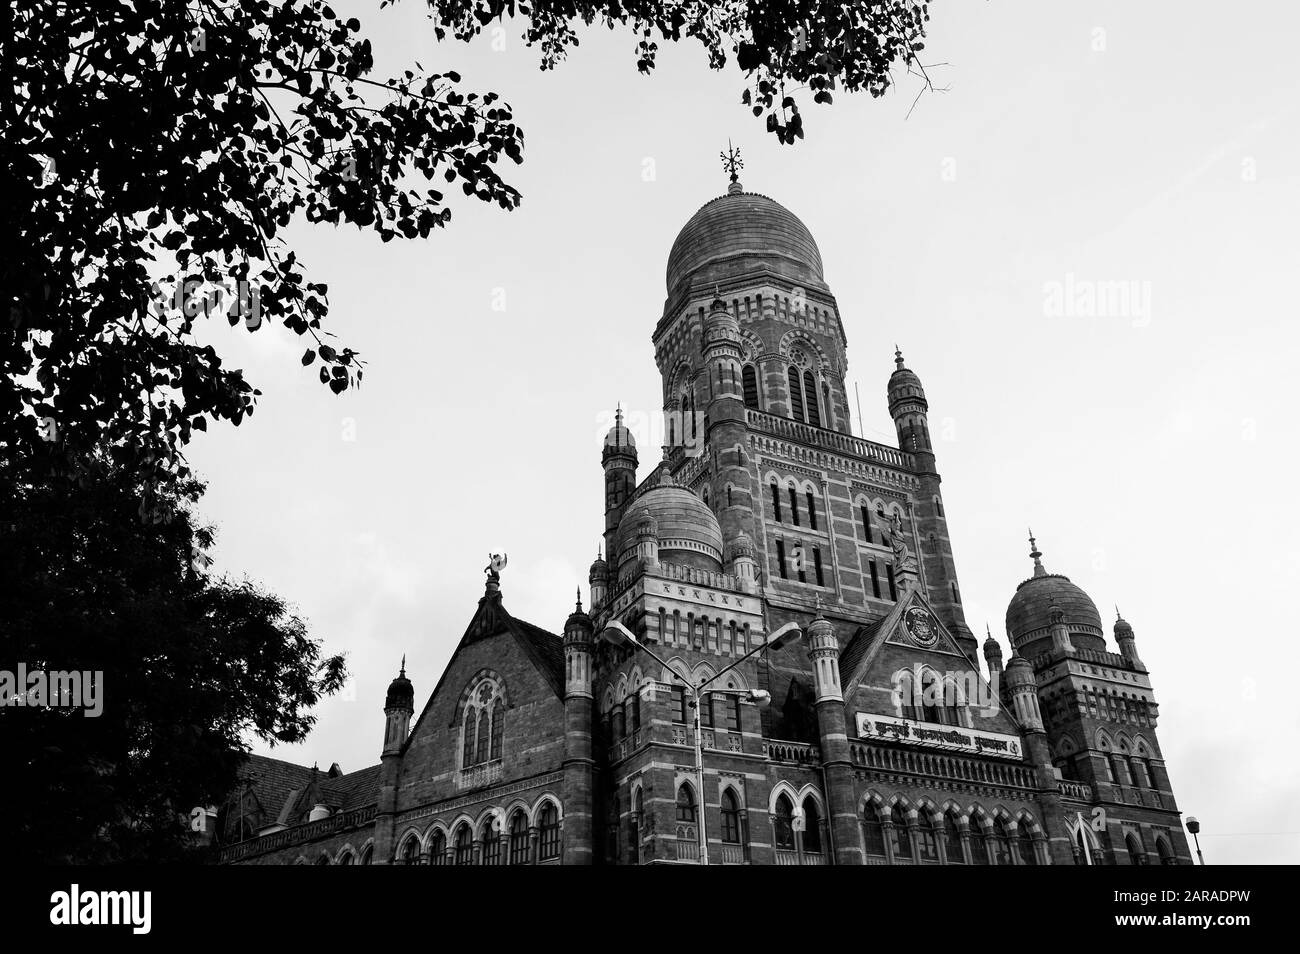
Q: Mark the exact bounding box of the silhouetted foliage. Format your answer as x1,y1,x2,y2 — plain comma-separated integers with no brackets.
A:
4,0,929,497
0,456,346,863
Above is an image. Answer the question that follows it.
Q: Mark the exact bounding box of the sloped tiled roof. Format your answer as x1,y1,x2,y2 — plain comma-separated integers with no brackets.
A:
839,618,887,686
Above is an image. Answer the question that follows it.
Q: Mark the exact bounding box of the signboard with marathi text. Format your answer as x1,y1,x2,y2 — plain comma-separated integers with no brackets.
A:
855,713,1023,760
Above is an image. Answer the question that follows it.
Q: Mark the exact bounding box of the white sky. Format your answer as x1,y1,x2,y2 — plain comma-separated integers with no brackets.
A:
188,1,1300,863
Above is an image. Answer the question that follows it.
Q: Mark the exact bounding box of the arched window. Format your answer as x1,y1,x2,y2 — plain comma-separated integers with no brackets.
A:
991,818,1012,865
428,829,447,865
860,504,873,544
969,819,990,864
461,676,506,769
803,798,823,854
771,481,782,521
629,691,641,734
508,811,529,865
360,844,373,866
921,669,943,723
490,698,504,760
862,804,887,857
890,805,912,860
676,785,698,825
481,824,501,865
917,811,939,862
1145,758,1159,790
1126,833,1145,865
943,813,964,864
805,490,818,530
631,788,644,864
400,836,420,865
788,366,805,421
788,485,800,526
1156,836,1176,865
742,365,759,409
822,383,831,428
454,824,474,865
772,794,795,849
538,803,561,861
804,369,820,427
337,850,354,865
895,669,919,721
721,789,742,845
461,711,477,768
1018,827,1038,866
475,710,490,762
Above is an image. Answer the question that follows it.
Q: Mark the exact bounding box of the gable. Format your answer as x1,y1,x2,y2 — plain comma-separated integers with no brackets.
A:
841,589,1024,747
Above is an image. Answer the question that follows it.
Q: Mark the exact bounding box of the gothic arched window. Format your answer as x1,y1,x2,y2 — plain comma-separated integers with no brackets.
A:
787,365,805,421
461,675,506,769
862,804,886,857
360,844,373,865
805,490,818,530
1126,833,1145,865
991,818,1012,865
453,824,474,865
508,811,529,865
1018,827,1038,866
481,824,502,865
802,798,823,854
538,803,561,861
944,813,964,864
742,365,759,409
632,788,644,864
804,370,821,427
773,794,795,849
721,789,742,845
400,836,420,865
921,669,943,723
428,829,447,866
917,811,939,862
891,805,912,860
1156,836,1176,865
771,480,782,521
969,819,990,864
676,784,697,824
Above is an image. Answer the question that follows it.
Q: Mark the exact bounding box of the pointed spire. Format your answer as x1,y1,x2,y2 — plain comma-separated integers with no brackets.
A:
894,344,905,370
1028,528,1046,577
399,654,406,678
575,586,583,613
1115,604,1123,621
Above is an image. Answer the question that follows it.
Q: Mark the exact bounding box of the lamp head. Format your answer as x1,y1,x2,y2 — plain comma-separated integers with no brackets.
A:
1186,816,1200,834
766,622,803,652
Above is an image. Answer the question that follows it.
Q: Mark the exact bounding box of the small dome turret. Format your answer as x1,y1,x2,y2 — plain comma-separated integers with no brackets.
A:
385,658,414,712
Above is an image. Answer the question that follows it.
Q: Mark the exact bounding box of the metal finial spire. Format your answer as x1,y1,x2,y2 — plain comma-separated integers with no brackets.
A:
575,586,583,613
720,139,744,183
1028,529,1046,576
399,654,406,677
1115,604,1122,620
894,344,905,370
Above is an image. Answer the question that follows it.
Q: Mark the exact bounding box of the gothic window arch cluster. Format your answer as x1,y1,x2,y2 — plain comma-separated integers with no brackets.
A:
859,795,1046,865
395,795,563,866
459,674,506,770
892,667,973,727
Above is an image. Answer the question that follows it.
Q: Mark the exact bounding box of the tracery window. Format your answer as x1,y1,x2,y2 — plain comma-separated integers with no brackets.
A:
969,819,990,864
461,676,506,769
1018,827,1038,865
428,829,447,866
943,813,964,864
676,785,697,824
991,818,1012,865
917,812,939,862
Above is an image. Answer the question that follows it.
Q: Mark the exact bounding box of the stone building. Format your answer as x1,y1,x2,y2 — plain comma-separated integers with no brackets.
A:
218,174,1191,866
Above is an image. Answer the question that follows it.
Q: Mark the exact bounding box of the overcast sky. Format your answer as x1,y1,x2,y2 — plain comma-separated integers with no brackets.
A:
187,1,1300,863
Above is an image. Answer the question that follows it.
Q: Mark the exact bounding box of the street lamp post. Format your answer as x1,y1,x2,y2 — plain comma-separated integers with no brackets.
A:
1186,816,1205,865
601,619,802,865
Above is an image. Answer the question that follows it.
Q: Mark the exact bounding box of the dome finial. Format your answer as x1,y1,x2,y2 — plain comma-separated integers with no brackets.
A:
1115,604,1122,621
720,139,744,193
1028,528,1046,577
575,586,583,613
399,654,406,678
894,344,905,370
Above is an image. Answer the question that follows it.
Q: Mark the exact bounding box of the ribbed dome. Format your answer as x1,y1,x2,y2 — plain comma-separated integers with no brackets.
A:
616,481,723,572
1005,573,1105,656
666,189,824,296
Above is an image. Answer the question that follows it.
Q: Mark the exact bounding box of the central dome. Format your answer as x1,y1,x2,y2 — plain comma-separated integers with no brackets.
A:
615,481,723,573
666,187,824,297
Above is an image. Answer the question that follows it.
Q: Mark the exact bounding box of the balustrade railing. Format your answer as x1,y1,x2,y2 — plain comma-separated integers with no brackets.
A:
849,741,1037,789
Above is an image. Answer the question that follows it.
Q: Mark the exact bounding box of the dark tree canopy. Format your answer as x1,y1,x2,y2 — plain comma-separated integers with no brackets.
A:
3,0,930,500
0,455,346,863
